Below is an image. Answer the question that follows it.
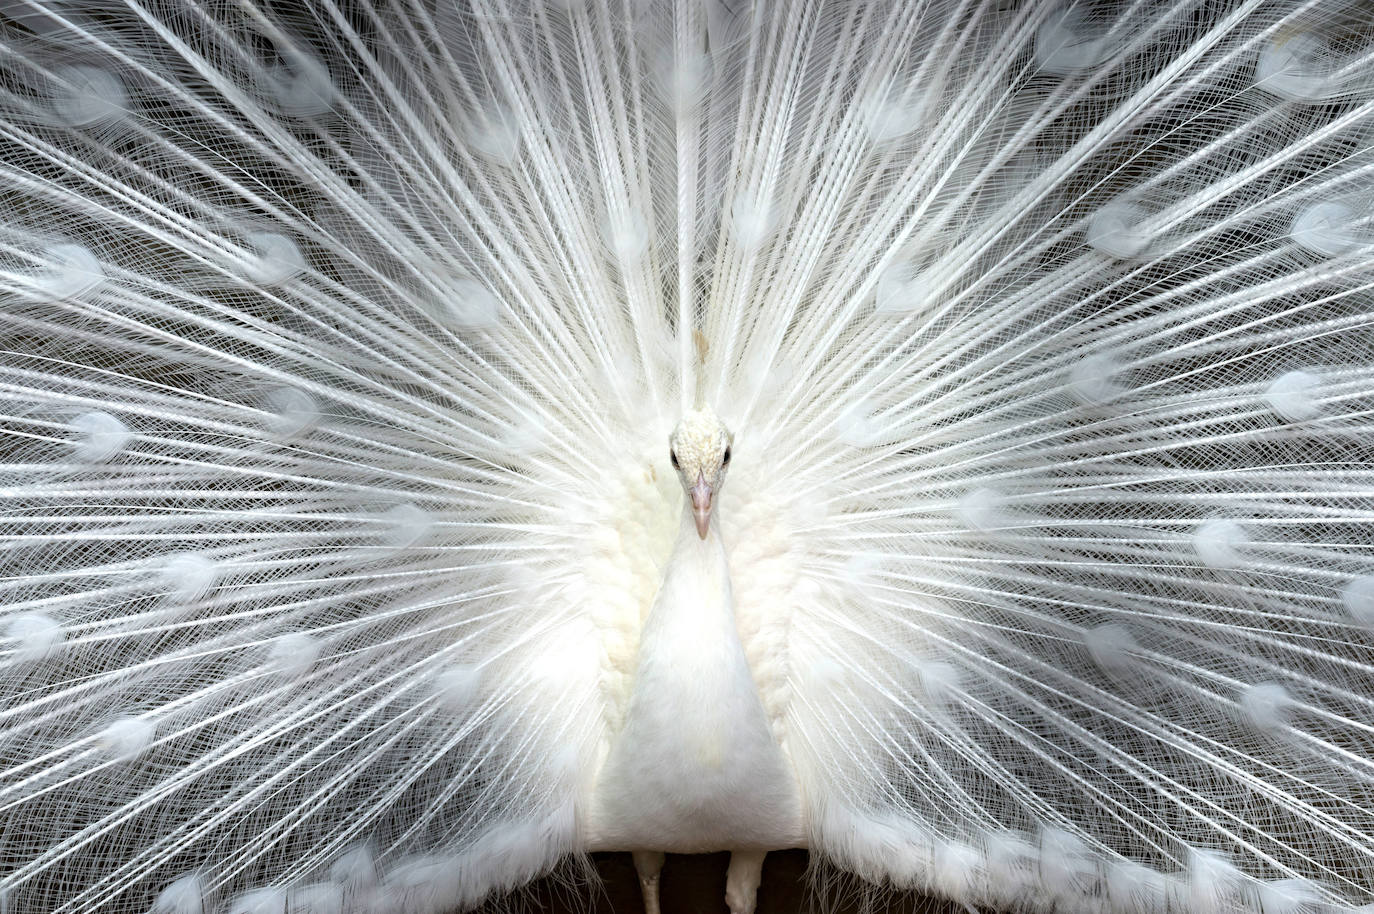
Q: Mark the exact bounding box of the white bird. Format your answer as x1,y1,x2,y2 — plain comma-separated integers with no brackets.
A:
1,1,1373,914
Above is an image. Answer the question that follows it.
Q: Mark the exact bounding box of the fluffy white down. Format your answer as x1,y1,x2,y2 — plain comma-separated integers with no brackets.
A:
1,1,1374,914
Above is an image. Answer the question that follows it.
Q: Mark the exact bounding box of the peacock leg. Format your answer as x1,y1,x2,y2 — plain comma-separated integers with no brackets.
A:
631,850,666,914
724,850,767,914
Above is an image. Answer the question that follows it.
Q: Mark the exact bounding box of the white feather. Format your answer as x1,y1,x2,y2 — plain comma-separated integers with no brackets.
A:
67,410,130,463
5,612,64,664
2,2,1374,913
156,553,218,605
150,874,206,914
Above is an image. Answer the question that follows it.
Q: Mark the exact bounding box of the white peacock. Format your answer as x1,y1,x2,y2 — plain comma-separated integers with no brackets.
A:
1,2,1373,914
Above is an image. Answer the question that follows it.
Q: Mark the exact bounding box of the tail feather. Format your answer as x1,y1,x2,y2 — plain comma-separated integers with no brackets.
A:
4,0,1374,912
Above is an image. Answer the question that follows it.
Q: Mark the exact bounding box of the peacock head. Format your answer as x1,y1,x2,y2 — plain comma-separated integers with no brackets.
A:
668,407,733,539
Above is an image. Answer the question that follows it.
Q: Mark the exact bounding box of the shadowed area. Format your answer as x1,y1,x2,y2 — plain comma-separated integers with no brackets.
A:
508,852,969,914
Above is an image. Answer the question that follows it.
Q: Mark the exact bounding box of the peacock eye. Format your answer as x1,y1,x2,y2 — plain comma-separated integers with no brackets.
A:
670,450,680,469
722,446,731,465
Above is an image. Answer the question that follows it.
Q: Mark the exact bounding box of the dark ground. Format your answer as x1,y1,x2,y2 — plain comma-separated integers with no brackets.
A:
507,851,968,914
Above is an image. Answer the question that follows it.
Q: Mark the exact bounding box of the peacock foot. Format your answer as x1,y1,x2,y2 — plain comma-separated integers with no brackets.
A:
631,850,666,914
724,850,768,914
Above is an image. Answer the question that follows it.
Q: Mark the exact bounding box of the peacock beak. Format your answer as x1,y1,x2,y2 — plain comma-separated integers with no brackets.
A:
691,471,713,539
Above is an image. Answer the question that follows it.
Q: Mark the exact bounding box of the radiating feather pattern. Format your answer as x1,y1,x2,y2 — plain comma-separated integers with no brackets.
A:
0,1,1373,913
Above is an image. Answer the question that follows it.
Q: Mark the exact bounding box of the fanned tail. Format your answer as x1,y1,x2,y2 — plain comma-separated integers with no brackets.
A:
3,1,1374,913
0,1,698,910
709,2,1374,910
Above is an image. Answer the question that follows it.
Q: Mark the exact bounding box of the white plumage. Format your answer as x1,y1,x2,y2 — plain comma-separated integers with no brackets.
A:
2,1,1374,913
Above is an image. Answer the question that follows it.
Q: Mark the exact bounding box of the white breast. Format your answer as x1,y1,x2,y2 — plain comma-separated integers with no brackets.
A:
584,513,804,852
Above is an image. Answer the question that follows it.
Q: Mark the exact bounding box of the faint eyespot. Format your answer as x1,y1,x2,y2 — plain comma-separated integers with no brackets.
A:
435,664,482,713
240,232,305,286
267,632,320,679
32,242,104,301
1239,682,1293,732
729,191,776,250
1035,7,1112,74
6,613,64,664
1084,623,1138,678
1186,848,1240,913
1343,575,1374,626
606,209,649,262
467,106,522,163
1068,352,1124,406
1193,518,1248,570
97,715,155,761
69,411,131,463
226,887,287,914
379,503,434,552
426,270,503,329
257,44,334,118
1264,369,1323,423
151,873,206,914
1291,201,1360,256
156,553,218,605
957,486,1004,533
1256,33,1338,102
262,386,319,439
50,65,128,129
1086,200,1151,258
873,261,933,315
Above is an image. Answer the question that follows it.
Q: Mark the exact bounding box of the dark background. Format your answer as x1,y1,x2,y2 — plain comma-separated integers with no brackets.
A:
506,851,969,914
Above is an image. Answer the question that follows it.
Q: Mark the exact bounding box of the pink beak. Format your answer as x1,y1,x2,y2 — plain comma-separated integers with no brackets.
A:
690,471,713,539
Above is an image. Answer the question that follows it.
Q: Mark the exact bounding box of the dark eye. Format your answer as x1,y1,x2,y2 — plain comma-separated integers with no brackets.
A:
670,450,680,469
722,446,731,465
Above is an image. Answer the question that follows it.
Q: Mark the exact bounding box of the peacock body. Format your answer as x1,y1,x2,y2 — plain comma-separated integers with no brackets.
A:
2,1,1374,913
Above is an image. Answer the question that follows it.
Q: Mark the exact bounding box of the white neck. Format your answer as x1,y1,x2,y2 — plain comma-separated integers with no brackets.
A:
653,502,733,624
